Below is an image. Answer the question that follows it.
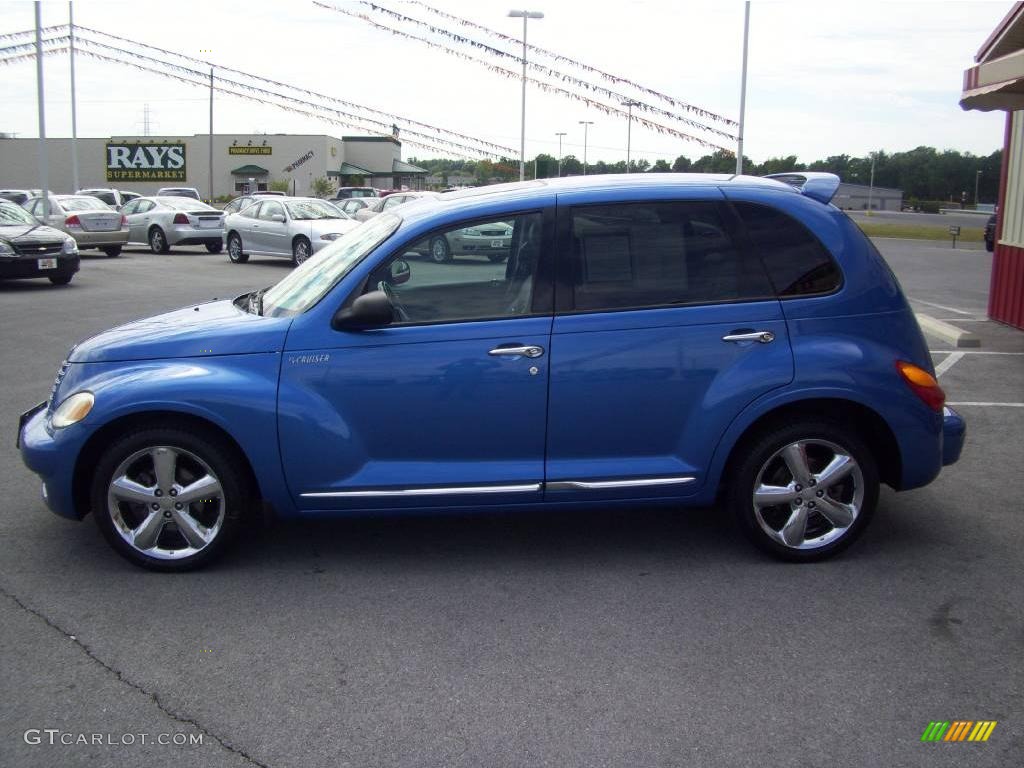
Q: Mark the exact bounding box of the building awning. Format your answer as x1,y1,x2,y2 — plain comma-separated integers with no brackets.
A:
327,162,374,178
962,4,1024,111
230,164,269,175
393,159,429,175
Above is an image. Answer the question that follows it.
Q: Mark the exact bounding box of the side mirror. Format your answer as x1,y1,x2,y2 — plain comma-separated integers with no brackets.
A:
271,213,286,223
331,290,394,330
390,259,411,285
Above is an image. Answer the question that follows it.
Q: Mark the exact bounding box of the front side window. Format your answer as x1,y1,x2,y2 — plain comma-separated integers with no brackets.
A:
258,201,284,221
733,202,841,296
365,213,544,325
568,201,773,311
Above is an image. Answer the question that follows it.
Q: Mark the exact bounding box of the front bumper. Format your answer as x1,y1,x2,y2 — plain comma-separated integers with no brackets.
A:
942,406,966,466
18,403,82,519
0,254,80,280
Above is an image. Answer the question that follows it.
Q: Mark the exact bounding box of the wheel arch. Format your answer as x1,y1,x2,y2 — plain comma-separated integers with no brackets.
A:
714,397,902,502
72,410,262,521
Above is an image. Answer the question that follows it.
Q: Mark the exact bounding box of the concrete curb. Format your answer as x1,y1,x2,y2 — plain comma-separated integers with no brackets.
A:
915,313,982,348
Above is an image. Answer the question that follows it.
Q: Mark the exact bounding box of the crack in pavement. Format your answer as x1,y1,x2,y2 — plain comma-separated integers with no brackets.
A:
0,584,271,768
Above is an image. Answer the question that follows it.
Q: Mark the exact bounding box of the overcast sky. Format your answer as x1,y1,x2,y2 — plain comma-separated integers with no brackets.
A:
0,0,1010,165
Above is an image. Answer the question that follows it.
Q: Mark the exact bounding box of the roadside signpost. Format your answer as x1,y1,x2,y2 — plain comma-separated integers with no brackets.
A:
949,225,961,248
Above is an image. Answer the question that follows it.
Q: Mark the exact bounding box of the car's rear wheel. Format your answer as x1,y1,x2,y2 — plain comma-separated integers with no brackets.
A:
429,236,451,263
148,227,169,254
728,421,878,561
91,427,248,571
227,233,248,263
206,242,223,254
48,273,73,285
292,237,311,267
102,246,122,258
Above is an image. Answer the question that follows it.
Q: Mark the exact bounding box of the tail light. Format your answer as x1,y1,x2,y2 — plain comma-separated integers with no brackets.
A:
172,213,190,224
120,215,128,227
65,214,81,228
896,361,945,412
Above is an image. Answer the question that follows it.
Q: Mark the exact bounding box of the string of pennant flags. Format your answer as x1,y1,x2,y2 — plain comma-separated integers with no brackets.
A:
0,24,514,158
403,0,738,129
314,0,736,145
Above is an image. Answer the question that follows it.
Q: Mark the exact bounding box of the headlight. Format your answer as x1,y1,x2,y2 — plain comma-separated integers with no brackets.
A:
320,233,343,241
460,228,480,236
51,392,94,429
0,240,14,257
61,238,78,255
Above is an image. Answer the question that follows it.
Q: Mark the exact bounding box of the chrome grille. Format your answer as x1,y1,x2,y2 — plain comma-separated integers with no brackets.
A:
48,360,70,409
13,241,63,257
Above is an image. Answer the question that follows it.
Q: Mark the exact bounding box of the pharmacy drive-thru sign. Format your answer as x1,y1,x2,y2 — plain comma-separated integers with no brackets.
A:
105,142,187,182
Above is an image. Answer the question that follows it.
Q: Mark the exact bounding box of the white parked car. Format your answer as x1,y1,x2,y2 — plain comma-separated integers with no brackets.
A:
23,194,129,257
224,197,360,266
156,186,202,200
121,196,225,254
76,188,141,209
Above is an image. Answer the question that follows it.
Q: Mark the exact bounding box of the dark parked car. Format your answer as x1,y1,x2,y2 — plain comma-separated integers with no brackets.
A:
984,214,996,252
0,200,79,285
18,173,965,570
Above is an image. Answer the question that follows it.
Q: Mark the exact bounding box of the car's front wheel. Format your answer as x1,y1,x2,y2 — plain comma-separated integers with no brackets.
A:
148,227,169,254
91,427,248,571
227,234,248,263
728,421,878,561
292,237,311,267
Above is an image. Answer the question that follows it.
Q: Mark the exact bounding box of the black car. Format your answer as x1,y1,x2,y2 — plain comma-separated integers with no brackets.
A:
0,201,80,285
984,214,996,252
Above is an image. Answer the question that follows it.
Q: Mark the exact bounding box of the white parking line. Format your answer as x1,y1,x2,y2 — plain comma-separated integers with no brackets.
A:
947,402,1024,407
909,298,978,317
934,352,965,377
929,350,1024,355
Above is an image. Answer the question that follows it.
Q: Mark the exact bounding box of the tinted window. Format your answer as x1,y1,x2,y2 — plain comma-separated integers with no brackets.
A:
733,202,841,296
88,191,117,205
365,213,543,324
568,201,773,311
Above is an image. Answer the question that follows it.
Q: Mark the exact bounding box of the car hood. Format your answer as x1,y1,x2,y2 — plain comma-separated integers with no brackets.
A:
69,297,291,363
305,218,361,235
0,222,66,241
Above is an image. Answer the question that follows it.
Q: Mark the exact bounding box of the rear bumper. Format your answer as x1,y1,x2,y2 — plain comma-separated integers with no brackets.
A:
167,225,224,246
74,229,129,248
942,406,966,466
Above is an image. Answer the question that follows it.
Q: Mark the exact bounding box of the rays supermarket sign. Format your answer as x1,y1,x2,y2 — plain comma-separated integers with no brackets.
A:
105,142,187,181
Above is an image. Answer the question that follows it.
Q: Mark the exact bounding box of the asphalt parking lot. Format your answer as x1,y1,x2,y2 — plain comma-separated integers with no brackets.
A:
1,240,1022,768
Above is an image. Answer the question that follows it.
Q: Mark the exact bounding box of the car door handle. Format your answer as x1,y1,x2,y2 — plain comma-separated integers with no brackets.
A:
722,330,775,344
488,345,545,358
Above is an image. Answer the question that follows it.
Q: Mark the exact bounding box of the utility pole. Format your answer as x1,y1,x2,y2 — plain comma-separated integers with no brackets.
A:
69,1,79,192
209,66,214,203
975,170,982,206
621,99,640,172
508,10,544,182
579,120,593,175
555,132,566,176
867,152,876,215
736,1,750,174
34,1,49,217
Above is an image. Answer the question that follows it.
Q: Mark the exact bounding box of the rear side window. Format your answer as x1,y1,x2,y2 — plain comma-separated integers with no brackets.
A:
733,202,841,296
568,201,774,311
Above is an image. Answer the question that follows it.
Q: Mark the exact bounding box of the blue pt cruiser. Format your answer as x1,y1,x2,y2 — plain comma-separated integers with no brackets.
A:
19,174,966,570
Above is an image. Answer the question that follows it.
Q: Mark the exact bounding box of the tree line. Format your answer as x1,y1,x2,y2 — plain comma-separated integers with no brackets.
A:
409,146,1003,205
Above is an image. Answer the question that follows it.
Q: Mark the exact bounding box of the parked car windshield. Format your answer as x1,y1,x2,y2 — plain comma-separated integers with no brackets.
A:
286,199,350,220
0,201,38,225
58,196,111,211
261,213,400,318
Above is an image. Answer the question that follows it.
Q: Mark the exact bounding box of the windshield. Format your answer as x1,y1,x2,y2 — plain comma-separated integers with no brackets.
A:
160,198,215,211
0,201,38,225
59,197,111,211
262,213,400,318
286,199,349,220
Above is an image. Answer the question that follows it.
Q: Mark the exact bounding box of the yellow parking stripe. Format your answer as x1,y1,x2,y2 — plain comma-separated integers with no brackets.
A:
979,721,997,741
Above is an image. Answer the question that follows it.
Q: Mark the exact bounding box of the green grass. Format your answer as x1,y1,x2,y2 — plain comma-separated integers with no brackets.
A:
855,220,984,242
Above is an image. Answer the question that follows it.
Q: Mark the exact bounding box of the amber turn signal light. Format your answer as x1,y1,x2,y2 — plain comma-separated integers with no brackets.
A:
896,361,945,412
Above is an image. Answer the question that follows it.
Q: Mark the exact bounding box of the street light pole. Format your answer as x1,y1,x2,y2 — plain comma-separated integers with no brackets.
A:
621,99,640,172
736,0,750,175
209,66,214,203
69,1,79,193
555,131,566,177
579,120,593,175
867,152,876,215
508,10,544,182
975,170,982,206
34,1,49,218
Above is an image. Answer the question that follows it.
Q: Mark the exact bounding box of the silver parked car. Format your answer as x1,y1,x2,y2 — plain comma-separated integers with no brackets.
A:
353,191,439,222
221,192,287,216
23,195,129,257
418,220,514,264
224,197,360,266
121,196,225,254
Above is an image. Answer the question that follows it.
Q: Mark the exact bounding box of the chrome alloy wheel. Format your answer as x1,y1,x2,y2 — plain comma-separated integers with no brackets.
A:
293,239,310,265
106,446,225,560
752,439,864,551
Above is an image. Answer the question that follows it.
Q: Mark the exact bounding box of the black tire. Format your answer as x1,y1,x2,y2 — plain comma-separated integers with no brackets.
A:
90,426,249,571
48,273,73,285
102,246,122,258
292,236,311,267
148,227,170,254
487,253,508,263
227,233,249,263
429,236,451,263
206,242,224,254
985,238,994,253
728,420,879,562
